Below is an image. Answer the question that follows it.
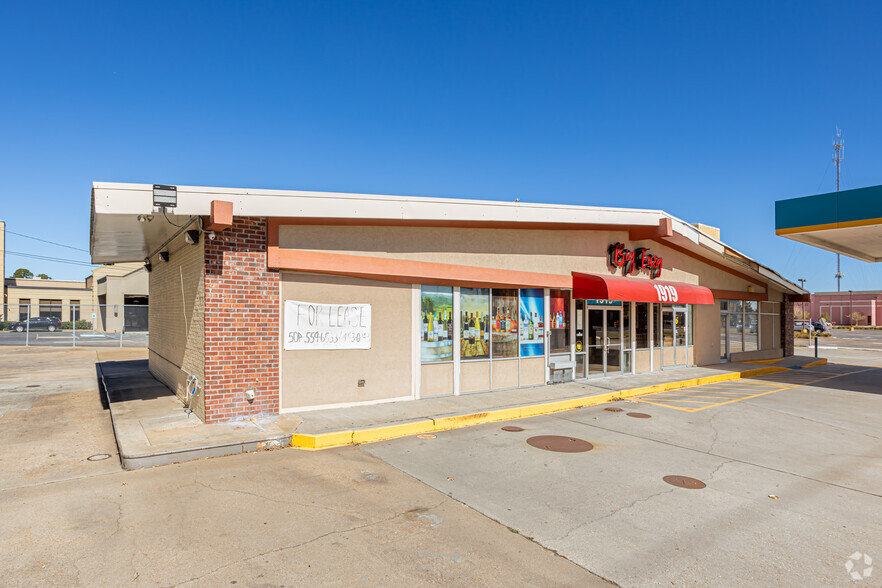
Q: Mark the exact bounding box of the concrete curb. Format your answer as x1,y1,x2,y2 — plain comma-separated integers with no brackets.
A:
290,361,826,450
97,357,293,469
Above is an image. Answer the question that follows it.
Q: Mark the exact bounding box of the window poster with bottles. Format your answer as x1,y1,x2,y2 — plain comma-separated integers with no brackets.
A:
491,289,518,358
421,286,453,363
519,288,545,357
461,288,490,360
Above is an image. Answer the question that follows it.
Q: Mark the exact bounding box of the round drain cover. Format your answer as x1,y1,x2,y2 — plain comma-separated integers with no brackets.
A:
663,475,706,489
627,412,652,418
604,407,623,412
416,434,436,439
87,454,111,461
501,426,524,432
527,435,593,453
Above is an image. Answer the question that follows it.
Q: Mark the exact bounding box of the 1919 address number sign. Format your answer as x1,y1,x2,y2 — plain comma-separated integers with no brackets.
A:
284,300,371,350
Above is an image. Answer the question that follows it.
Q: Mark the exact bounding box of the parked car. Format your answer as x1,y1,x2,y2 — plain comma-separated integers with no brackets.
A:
794,320,810,331
7,317,62,332
811,321,826,332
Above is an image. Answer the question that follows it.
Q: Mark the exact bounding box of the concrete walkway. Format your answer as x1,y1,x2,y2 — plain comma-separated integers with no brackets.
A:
98,357,302,469
101,352,822,467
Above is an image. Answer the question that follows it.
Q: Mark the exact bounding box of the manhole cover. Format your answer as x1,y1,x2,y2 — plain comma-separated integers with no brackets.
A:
663,475,706,489
627,412,652,418
87,454,111,462
604,407,623,412
526,435,593,453
501,426,524,432
26,385,40,388
416,434,436,439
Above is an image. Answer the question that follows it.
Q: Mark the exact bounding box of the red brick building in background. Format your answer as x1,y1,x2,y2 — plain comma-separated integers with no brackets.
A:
810,290,882,325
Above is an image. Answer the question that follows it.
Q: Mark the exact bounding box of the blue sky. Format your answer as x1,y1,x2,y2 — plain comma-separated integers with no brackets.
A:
2,1,881,291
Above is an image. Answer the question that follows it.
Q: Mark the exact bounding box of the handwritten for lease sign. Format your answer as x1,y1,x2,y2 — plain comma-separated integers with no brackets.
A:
283,300,371,350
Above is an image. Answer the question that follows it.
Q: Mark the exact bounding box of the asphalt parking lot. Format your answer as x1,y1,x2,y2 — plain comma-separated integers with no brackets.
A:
0,330,148,347
365,360,882,587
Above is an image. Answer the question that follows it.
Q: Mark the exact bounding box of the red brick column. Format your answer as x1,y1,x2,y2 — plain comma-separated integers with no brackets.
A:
781,295,794,357
204,217,280,423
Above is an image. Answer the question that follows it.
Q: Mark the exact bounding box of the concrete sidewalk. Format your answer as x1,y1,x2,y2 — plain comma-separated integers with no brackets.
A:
291,355,824,448
98,357,303,469
101,350,823,468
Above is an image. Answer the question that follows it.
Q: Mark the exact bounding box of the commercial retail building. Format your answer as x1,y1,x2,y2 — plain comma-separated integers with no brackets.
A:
1,222,148,330
810,290,882,325
89,182,807,423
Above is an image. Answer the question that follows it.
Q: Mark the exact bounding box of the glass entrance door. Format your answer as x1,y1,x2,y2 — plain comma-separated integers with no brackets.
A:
720,312,729,361
587,308,604,375
605,308,623,374
662,307,688,367
575,301,623,378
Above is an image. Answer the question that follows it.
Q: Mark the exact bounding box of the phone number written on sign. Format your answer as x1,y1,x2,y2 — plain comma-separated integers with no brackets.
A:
283,300,371,350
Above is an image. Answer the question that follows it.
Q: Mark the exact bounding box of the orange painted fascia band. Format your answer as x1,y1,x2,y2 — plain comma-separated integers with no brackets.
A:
267,247,572,288
775,217,882,235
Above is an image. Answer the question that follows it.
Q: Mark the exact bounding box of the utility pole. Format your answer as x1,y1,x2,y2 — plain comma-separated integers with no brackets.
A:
833,128,844,292
797,278,808,322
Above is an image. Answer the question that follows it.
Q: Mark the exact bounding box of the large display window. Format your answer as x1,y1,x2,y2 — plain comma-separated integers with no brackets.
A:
549,289,570,354
518,288,545,357
491,289,519,358
461,288,490,360
420,286,453,363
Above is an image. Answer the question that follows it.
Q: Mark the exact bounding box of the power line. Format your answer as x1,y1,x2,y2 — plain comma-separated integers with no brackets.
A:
4,229,90,253
6,250,97,268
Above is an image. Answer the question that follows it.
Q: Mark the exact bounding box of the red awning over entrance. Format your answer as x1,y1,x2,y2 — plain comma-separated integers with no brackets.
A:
572,273,715,305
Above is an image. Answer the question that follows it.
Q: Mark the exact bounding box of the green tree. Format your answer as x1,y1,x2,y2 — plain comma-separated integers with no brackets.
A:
35,273,51,279
11,268,33,279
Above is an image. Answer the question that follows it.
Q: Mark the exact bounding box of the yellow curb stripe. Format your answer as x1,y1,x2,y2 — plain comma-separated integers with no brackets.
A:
289,364,809,450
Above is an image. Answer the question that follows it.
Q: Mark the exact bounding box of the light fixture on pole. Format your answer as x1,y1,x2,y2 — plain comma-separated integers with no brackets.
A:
153,185,177,208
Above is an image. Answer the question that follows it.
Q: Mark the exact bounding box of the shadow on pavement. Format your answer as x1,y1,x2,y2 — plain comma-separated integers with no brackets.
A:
749,364,882,395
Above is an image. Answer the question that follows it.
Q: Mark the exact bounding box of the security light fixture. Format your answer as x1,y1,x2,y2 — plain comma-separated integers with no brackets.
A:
185,229,200,245
159,251,170,262
144,259,152,272
153,184,177,208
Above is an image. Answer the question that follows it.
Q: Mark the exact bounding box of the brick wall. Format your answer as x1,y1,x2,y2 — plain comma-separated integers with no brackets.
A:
147,231,206,420
781,295,794,357
203,217,280,423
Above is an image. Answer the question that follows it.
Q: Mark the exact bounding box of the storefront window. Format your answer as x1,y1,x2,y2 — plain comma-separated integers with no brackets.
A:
460,288,490,360
675,307,686,347
623,303,631,348
635,303,649,349
19,299,30,321
39,299,62,320
744,300,759,351
420,286,453,363
71,300,81,322
728,300,743,354
549,289,570,354
519,288,545,357
662,310,674,346
492,289,518,358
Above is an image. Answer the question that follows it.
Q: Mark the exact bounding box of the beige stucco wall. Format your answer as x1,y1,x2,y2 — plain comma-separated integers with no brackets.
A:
461,361,491,393
92,264,148,333
280,272,412,410
4,279,91,323
147,233,205,419
280,225,766,295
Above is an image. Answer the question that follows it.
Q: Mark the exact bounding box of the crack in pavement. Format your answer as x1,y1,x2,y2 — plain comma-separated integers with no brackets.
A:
172,498,448,586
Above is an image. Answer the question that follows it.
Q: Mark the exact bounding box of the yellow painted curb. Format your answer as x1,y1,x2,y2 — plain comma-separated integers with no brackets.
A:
288,364,810,450
801,359,828,368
